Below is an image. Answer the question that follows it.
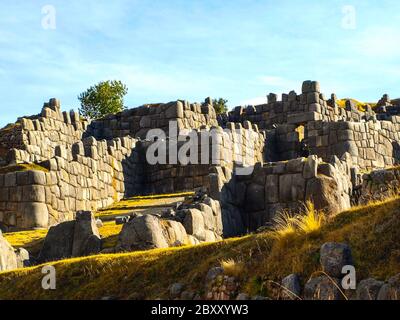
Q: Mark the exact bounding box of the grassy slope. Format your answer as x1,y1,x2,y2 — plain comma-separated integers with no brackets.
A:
1,197,399,300
4,192,194,252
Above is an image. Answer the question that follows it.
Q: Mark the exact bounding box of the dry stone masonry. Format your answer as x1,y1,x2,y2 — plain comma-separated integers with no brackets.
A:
0,80,399,240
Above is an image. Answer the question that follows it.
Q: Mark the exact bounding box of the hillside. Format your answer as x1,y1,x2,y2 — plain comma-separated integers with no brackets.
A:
1,196,399,300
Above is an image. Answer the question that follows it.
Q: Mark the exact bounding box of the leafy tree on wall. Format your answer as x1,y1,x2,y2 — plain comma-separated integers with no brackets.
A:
212,98,229,115
78,80,128,120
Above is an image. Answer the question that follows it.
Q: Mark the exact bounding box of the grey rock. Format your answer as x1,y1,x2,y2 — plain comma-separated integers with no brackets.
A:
206,267,224,282
170,283,184,299
304,276,343,300
72,211,101,257
320,242,353,278
236,293,250,300
357,278,384,300
377,274,400,300
38,221,75,262
281,274,301,300
117,215,169,251
0,232,18,271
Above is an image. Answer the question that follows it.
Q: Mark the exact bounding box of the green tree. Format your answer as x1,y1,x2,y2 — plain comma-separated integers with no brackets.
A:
78,80,128,120
212,98,229,114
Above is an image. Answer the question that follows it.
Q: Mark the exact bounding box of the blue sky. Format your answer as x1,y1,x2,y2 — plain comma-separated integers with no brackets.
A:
1,0,400,127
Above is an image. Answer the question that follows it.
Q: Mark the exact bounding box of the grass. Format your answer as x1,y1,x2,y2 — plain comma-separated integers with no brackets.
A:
3,229,48,256
336,99,377,112
96,192,194,218
271,202,325,239
0,196,399,300
220,258,245,278
4,221,124,254
4,192,195,254
0,163,49,174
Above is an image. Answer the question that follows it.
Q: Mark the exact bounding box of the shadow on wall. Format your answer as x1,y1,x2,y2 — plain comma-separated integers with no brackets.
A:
121,143,146,198
393,141,400,165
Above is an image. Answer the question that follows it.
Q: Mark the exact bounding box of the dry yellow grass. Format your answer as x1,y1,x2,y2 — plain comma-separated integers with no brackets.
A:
96,192,194,218
336,98,377,112
1,196,399,300
271,201,325,239
220,258,245,278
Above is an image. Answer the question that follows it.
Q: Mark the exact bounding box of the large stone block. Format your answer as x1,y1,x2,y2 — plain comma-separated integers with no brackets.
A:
0,231,18,271
72,211,101,257
38,221,75,262
265,175,279,203
245,183,265,212
21,202,49,229
118,215,169,251
183,209,206,241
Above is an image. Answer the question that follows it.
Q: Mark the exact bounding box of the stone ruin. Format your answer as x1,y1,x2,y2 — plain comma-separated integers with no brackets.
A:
0,81,399,241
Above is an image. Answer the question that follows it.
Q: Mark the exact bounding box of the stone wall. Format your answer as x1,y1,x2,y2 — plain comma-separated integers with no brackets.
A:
0,99,89,164
219,81,376,130
210,154,354,236
86,99,218,140
136,123,265,194
353,166,400,205
0,136,141,231
306,118,400,170
0,119,265,230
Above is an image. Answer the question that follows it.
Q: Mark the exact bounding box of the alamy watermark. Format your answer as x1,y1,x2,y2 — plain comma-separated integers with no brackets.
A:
41,5,56,30
41,265,56,290
341,5,357,30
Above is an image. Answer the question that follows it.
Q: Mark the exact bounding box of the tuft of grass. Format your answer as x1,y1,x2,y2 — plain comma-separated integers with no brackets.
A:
220,258,245,278
270,211,298,239
296,202,325,234
271,202,325,239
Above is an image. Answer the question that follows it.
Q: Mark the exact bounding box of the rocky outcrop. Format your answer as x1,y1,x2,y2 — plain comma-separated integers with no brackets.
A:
304,276,342,300
377,274,400,300
0,230,18,271
357,278,384,300
38,211,101,262
116,194,223,252
118,215,169,251
281,274,301,300
211,154,353,235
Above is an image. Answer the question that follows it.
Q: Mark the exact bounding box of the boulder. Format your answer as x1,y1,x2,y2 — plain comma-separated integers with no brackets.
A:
183,209,206,241
306,175,349,215
304,276,342,300
72,211,101,257
117,215,169,251
38,221,75,262
281,274,301,300
320,242,353,278
39,211,102,262
15,248,30,268
163,220,189,246
357,278,384,300
0,230,18,271
377,274,400,300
